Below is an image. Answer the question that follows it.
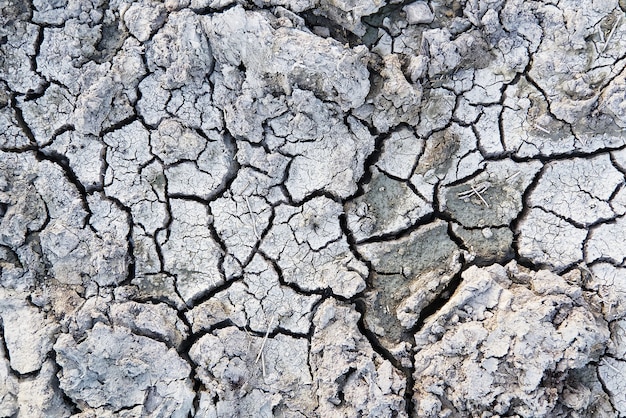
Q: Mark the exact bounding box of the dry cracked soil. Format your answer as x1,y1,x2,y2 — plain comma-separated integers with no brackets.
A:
2,0,626,417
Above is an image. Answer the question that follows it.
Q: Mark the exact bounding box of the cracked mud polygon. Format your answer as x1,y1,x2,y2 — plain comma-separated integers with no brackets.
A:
2,0,626,416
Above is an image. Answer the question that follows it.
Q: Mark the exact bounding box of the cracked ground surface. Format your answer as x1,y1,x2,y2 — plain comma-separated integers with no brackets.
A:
1,0,626,416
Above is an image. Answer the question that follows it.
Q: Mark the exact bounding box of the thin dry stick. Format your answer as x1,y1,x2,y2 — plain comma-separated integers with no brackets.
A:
245,195,260,239
458,187,481,198
255,315,275,364
471,184,490,208
457,183,490,200
598,25,606,43
507,171,521,182
600,15,622,54
261,351,267,378
534,124,551,134
602,358,624,375
576,135,589,146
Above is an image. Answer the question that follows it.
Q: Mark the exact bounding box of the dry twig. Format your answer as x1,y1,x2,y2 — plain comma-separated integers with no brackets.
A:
255,315,275,364
245,195,260,239
600,15,622,54
457,182,491,208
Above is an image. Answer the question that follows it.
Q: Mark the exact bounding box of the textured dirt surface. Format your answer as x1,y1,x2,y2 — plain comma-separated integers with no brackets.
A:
1,0,626,417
